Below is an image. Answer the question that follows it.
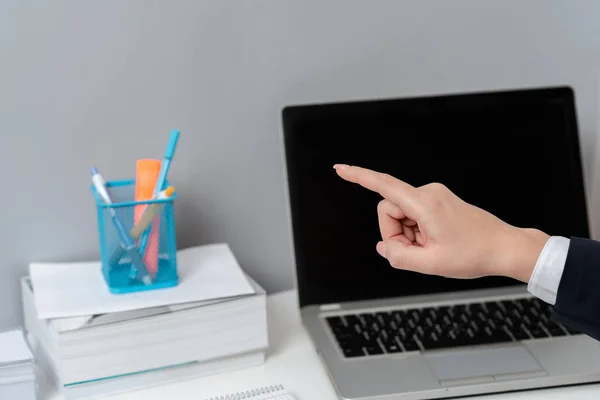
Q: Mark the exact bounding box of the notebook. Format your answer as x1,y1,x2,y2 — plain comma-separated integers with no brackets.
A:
204,384,295,399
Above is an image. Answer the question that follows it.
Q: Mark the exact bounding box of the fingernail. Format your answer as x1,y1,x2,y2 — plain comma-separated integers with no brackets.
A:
333,164,350,170
376,241,387,258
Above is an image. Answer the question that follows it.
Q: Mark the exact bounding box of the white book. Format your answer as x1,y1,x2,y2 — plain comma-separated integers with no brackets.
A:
48,275,266,354
0,379,37,400
48,297,235,334
32,332,265,400
0,371,36,385
0,328,36,399
0,328,36,393
0,329,33,364
54,297,265,356
21,274,268,385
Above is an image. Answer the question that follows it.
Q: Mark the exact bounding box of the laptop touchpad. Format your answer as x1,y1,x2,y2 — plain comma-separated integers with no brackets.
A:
425,346,545,382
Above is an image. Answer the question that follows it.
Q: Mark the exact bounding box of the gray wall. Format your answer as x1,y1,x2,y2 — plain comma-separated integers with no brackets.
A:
2,0,600,330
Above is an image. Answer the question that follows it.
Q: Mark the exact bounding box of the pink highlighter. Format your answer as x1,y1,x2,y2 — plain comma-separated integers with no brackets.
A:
134,159,161,278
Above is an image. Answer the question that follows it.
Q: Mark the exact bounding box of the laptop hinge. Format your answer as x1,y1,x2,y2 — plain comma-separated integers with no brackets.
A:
320,304,341,311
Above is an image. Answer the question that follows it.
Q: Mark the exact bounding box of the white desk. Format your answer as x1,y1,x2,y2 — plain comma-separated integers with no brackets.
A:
44,290,600,399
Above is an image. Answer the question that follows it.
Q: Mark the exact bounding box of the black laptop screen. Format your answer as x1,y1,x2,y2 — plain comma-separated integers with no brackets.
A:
282,87,589,308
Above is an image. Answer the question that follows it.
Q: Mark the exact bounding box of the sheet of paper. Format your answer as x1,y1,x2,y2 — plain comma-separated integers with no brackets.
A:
0,330,33,364
30,243,255,319
44,273,265,331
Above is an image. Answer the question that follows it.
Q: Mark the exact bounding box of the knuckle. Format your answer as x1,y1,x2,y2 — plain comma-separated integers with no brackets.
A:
379,173,396,187
380,173,394,182
427,182,448,193
421,182,448,210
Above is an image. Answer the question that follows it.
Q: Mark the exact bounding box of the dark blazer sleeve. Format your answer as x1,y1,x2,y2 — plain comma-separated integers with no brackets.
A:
552,236,600,341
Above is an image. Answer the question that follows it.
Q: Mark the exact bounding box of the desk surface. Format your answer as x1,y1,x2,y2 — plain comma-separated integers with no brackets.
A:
44,290,600,399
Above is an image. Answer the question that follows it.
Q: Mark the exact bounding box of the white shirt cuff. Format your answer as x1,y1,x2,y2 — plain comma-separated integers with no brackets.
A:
527,236,570,305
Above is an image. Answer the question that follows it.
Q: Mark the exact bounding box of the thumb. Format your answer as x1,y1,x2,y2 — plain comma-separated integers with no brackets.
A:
376,240,429,272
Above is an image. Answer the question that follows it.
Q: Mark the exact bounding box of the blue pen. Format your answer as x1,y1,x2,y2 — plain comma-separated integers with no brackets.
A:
137,130,180,258
91,167,152,285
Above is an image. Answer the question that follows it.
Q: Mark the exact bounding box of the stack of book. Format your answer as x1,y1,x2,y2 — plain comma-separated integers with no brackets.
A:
0,329,37,399
21,244,268,399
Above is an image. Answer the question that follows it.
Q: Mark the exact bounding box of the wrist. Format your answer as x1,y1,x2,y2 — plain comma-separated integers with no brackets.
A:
491,227,550,283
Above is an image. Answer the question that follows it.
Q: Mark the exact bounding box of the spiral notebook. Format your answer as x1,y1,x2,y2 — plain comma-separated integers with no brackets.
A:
204,384,295,399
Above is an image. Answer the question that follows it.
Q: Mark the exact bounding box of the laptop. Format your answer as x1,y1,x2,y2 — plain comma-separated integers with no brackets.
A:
281,86,600,399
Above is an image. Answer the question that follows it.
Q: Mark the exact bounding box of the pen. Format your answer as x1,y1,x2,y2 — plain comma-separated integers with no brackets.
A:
91,167,152,285
137,130,180,256
132,187,175,240
91,167,112,204
108,186,175,267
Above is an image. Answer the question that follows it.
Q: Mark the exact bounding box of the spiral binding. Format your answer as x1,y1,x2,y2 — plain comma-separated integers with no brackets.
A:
205,384,285,400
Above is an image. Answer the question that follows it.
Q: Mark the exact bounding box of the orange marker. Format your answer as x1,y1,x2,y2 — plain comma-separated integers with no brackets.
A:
134,159,161,279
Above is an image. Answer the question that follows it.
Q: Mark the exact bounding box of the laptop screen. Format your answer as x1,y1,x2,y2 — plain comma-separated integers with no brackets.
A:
282,87,589,308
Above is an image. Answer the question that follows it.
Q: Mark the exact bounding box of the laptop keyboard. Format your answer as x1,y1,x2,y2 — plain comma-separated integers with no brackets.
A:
326,297,580,358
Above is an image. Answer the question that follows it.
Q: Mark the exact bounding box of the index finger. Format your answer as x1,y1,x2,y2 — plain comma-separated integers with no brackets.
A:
334,165,423,218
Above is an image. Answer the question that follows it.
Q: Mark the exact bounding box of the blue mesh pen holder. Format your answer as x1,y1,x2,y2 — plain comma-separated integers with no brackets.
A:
91,179,179,294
